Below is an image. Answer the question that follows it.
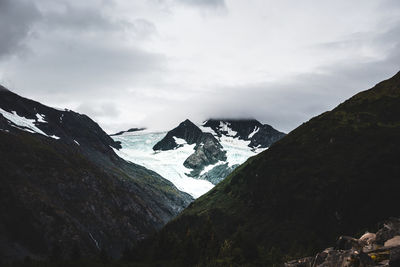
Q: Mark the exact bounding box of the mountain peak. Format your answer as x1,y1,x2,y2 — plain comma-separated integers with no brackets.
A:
153,119,203,151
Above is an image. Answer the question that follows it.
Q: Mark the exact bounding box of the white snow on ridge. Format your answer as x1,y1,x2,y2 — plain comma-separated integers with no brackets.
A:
1,108,48,136
248,126,259,139
36,113,47,123
219,121,237,137
112,131,214,198
173,136,187,146
199,125,217,135
0,108,61,140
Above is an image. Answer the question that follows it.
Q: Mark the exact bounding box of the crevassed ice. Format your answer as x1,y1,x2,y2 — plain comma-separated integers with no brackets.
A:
112,131,214,198
112,127,266,198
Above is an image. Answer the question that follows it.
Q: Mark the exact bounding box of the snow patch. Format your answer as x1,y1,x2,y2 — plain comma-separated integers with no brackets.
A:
199,125,217,136
1,108,48,136
0,108,59,140
89,232,100,250
219,121,237,137
248,126,259,139
74,140,80,145
173,136,187,146
35,113,47,123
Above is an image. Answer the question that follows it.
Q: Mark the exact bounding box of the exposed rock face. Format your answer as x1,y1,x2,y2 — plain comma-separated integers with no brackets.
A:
153,119,227,179
199,163,239,185
184,133,227,177
110,128,146,136
249,124,286,148
286,217,400,267
0,88,193,263
203,119,285,148
153,119,203,151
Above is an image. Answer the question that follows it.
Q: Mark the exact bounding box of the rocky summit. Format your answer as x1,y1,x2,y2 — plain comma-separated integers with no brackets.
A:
0,87,193,263
148,118,285,186
202,119,285,149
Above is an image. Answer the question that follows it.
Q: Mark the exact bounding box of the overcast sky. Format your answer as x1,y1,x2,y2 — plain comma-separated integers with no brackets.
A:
0,0,399,133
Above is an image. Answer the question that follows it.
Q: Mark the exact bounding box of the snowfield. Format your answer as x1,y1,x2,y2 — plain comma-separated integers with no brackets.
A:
112,126,266,198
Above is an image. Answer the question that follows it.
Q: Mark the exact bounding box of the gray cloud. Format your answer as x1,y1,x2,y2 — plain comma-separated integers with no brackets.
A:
142,21,400,133
0,0,399,134
0,0,41,58
176,0,226,8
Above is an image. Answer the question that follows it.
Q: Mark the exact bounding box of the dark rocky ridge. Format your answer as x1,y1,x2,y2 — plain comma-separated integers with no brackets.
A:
110,127,146,136
203,118,285,148
183,133,227,177
153,119,204,151
132,71,400,266
0,88,193,263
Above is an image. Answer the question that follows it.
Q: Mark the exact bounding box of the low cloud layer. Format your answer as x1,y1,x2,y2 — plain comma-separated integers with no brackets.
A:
0,0,399,133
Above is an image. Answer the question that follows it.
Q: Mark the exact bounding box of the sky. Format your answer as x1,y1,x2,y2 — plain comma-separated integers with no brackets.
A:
0,0,399,133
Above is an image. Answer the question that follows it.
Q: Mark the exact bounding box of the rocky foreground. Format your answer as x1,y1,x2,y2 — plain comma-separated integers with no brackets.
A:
286,218,400,267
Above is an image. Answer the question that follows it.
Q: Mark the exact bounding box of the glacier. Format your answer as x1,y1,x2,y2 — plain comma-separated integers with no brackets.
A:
112,126,266,198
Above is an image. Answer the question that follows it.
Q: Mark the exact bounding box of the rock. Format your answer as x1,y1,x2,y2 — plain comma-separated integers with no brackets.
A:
249,124,286,148
376,218,400,245
359,232,376,246
203,119,285,149
390,247,400,266
286,249,375,267
384,236,400,247
110,128,146,136
285,257,313,267
153,119,203,151
184,133,226,176
199,163,239,184
336,236,361,250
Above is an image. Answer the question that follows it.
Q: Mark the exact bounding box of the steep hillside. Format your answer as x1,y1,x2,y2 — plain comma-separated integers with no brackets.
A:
0,87,192,263
133,71,400,266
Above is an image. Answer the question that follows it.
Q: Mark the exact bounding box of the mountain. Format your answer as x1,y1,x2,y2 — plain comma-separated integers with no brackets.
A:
153,119,227,177
202,119,285,149
112,119,285,197
132,71,400,266
153,119,205,151
0,87,193,263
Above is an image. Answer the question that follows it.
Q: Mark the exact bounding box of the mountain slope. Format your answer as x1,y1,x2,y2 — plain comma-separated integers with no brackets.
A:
113,119,285,197
134,71,400,266
0,87,192,262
